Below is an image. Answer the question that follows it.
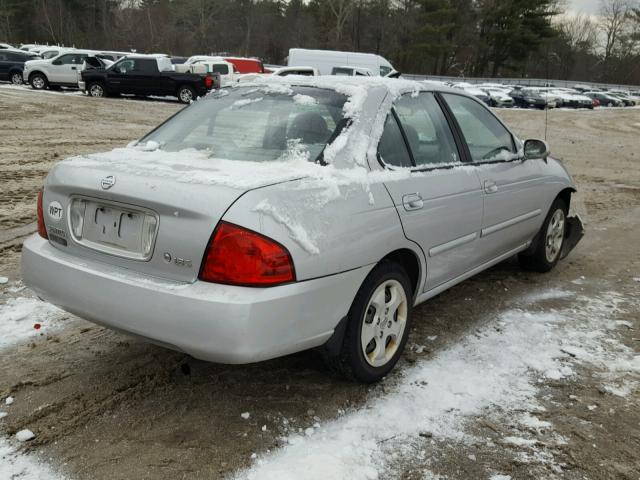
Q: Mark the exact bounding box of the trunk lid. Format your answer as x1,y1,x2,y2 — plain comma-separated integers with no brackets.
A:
42,148,307,283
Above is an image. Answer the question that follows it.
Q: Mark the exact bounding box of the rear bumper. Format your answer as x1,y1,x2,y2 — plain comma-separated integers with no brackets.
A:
22,235,370,363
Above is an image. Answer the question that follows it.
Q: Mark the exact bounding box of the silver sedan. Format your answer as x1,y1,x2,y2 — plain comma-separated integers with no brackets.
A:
22,78,583,382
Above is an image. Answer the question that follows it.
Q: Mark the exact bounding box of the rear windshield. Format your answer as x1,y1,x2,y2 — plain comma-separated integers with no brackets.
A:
142,86,348,163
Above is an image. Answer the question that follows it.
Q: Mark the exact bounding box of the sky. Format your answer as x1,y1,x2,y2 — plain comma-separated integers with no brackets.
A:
568,0,601,15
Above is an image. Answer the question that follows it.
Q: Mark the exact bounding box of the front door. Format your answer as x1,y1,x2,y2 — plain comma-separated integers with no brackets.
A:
440,93,545,263
49,53,86,84
380,92,484,290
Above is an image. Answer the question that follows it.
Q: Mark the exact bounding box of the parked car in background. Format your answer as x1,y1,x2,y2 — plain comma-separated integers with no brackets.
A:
607,92,638,106
481,87,514,107
23,50,94,90
171,56,188,64
0,42,13,49
331,66,373,76
39,47,73,60
510,88,556,109
224,57,265,74
80,54,215,103
583,91,623,107
22,78,583,383
272,66,319,76
0,49,34,84
184,55,223,65
548,89,593,109
177,60,237,85
288,48,397,76
453,84,491,105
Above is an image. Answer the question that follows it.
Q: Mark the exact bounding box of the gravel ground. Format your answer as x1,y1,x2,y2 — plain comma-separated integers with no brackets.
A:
0,85,638,480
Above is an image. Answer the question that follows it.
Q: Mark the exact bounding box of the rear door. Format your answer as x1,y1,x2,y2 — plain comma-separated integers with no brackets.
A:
381,92,484,290
440,93,545,263
127,58,163,95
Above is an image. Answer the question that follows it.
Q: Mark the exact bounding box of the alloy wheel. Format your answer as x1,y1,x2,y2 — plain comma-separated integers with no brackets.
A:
545,209,565,263
179,88,193,103
11,73,22,85
32,76,45,89
89,84,104,97
360,279,408,367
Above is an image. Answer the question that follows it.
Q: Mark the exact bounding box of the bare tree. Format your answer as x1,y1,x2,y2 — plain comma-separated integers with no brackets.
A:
326,0,356,47
599,0,632,61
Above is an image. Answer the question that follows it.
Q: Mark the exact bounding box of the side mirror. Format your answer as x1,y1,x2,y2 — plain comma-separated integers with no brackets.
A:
523,139,549,160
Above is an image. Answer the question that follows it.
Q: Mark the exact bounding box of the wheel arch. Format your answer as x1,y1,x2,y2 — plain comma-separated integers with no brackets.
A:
557,186,575,211
379,248,422,299
29,70,46,80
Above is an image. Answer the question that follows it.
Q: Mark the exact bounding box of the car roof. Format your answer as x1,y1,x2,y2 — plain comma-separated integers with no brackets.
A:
229,75,470,100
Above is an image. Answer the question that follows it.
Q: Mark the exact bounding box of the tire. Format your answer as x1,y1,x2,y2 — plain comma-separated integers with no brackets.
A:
29,72,48,90
323,260,413,383
87,82,106,98
519,198,567,273
10,71,23,85
177,85,195,104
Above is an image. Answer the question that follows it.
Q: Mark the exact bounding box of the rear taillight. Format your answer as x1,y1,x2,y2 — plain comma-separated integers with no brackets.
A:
199,221,295,287
204,74,213,89
37,190,48,239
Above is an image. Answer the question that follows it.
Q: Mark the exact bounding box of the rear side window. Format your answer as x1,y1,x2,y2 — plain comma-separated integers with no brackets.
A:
6,52,26,61
442,93,515,162
210,64,229,75
394,93,460,167
377,114,412,168
136,59,158,73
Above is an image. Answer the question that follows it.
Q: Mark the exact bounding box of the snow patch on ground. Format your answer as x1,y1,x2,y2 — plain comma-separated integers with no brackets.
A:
0,297,64,350
0,438,65,479
235,290,638,480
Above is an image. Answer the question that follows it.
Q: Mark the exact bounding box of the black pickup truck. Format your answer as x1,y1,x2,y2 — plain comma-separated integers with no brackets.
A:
80,55,215,103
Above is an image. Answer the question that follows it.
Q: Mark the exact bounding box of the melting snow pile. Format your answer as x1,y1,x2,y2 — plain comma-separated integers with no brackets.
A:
235,290,639,480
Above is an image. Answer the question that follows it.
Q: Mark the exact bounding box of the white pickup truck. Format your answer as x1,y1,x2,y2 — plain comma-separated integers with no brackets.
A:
23,50,95,89
175,60,237,86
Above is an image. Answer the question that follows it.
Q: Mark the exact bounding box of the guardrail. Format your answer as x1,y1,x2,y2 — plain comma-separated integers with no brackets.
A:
401,74,640,91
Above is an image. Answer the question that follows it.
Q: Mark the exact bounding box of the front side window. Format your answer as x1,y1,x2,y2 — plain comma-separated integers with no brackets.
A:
377,114,412,168
113,58,135,73
393,93,460,167
380,65,392,76
142,86,347,163
442,93,515,162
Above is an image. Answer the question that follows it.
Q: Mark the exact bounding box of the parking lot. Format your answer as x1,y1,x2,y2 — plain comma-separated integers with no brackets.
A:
0,85,639,479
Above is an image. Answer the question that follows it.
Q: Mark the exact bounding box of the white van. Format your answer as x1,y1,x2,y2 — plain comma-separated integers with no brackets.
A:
287,48,397,77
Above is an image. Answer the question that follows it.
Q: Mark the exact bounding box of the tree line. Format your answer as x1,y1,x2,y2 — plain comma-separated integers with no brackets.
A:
1,0,639,85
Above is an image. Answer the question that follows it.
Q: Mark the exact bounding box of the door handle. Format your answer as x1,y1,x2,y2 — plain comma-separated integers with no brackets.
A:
71,66,76,70
402,193,424,211
484,180,498,194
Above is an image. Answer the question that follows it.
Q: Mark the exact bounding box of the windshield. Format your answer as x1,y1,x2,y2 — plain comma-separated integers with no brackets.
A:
142,86,348,163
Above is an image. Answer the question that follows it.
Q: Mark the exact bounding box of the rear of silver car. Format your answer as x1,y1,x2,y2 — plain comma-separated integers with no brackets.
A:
22,84,374,362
